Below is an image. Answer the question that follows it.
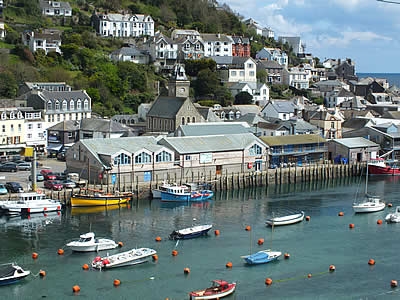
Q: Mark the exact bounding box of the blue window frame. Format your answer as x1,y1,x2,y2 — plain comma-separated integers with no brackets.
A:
135,152,151,164
113,153,131,165
249,144,262,155
156,151,172,162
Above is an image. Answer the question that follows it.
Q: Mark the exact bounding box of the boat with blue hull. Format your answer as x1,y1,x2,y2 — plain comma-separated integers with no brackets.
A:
242,250,282,265
161,183,213,202
0,263,30,286
169,224,213,240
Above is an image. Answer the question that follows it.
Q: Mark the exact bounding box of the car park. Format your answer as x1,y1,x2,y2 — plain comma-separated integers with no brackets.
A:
44,180,64,191
28,173,45,182
0,163,18,172
0,183,8,195
40,169,52,176
17,163,31,171
43,172,58,180
5,182,24,193
57,151,66,161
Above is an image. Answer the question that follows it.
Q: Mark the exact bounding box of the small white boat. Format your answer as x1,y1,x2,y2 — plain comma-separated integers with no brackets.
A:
385,206,400,223
0,263,30,286
152,181,177,198
0,192,62,215
352,195,385,213
66,232,120,252
265,211,305,226
91,247,157,269
169,224,213,240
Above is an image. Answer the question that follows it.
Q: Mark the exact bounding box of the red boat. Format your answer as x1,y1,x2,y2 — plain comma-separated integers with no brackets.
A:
189,280,236,300
368,158,400,176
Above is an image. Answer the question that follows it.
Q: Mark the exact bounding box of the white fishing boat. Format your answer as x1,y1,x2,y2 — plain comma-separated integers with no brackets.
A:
385,206,400,223
0,263,30,286
66,232,120,252
0,192,62,215
91,247,157,269
265,211,305,226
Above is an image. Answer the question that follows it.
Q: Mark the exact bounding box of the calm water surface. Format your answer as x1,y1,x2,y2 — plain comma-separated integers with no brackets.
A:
1,176,400,300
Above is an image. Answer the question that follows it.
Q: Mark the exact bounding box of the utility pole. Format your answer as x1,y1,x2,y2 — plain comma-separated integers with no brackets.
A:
31,147,37,192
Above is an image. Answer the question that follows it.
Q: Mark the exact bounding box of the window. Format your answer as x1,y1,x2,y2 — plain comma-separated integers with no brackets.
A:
10,112,15,119
62,100,67,110
231,71,237,76
331,122,335,129
77,99,82,110
249,144,262,155
27,133,32,139
84,99,89,110
37,123,42,129
185,155,191,160
70,100,74,110
156,151,172,162
55,101,60,110
135,152,151,164
239,71,245,76
10,124,14,132
247,63,253,68
250,71,255,77
28,124,33,130
0,112,5,120
18,124,21,132
114,153,132,165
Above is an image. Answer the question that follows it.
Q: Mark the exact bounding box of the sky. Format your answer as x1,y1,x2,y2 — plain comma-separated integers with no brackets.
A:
221,0,400,73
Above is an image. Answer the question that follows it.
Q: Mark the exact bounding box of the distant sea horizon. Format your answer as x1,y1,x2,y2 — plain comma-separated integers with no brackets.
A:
357,72,400,87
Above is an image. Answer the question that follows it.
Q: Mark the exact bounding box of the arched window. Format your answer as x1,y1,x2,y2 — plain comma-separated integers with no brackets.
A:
47,101,52,110
77,99,82,110
83,99,89,110
69,99,74,110
135,152,151,164
17,111,23,119
187,117,190,123
62,100,67,110
113,153,131,165
192,117,195,123
249,144,262,155
55,100,60,110
181,117,185,125
156,151,172,162
9,112,15,119
1,112,6,120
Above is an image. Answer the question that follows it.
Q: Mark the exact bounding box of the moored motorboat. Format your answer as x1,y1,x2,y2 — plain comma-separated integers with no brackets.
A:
70,190,132,207
161,183,213,202
0,263,30,286
66,232,120,252
385,206,400,223
0,192,62,215
189,280,236,300
265,211,305,226
152,181,177,198
169,224,213,240
91,247,157,269
368,158,400,176
242,249,281,265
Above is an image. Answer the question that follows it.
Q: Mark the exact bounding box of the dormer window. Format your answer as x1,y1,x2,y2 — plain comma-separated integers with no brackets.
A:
17,111,23,119
70,99,74,110
1,112,6,120
47,101,52,110
55,101,60,110
62,100,67,110
10,112,15,119
77,99,82,110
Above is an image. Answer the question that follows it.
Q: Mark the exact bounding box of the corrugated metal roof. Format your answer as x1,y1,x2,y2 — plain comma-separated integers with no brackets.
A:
331,137,378,148
260,134,326,146
178,123,251,136
160,133,265,154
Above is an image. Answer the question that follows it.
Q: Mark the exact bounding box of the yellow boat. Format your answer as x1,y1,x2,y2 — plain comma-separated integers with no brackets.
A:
71,204,130,215
70,191,132,207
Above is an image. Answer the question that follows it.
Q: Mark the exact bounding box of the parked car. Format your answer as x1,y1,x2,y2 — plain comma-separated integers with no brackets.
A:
61,179,76,189
5,182,24,193
43,172,58,181
40,169,52,176
50,172,67,180
43,180,64,191
28,173,45,182
0,183,8,195
0,163,18,172
16,162,31,171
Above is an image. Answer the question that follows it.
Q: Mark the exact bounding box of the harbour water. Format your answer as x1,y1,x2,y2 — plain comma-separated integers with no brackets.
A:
1,176,400,299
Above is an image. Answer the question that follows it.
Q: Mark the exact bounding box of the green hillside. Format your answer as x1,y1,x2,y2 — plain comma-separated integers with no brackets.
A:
0,0,303,116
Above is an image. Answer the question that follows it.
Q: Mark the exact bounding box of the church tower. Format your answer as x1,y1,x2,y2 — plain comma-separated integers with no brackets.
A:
168,64,190,98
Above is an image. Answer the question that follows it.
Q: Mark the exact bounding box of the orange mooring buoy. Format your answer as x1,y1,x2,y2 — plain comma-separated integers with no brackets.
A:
113,279,121,287
226,262,233,268
82,264,89,270
57,249,64,255
307,273,312,278
172,250,178,256
155,236,162,242
118,242,124,247
377,219,383,225
391,280,398,288
184,267,190,274
39,270,46,277
349,223,355,229
214,229,220,236
338,212,344,216
245,225,251,231
265,278,273,285
368,259,376,265
32,252,38,259
152,254,158,261
257,238,264,245
329,265,336,272
72,285,81,293
284,253,290,259
388,203,393,208
305,216,311,221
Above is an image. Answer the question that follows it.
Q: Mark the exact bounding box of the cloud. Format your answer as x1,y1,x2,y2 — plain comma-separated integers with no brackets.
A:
332,0,363,10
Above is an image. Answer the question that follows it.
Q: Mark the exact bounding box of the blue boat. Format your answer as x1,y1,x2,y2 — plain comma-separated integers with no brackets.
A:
0,263,30,286
242,250,282,265
160,184,214,202
169,224,213,240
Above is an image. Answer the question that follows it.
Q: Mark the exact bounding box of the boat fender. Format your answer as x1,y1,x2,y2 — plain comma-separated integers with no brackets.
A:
247,162,253,169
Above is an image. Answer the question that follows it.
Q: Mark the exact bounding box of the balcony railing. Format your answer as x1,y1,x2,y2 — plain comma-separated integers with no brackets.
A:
270,146,328,156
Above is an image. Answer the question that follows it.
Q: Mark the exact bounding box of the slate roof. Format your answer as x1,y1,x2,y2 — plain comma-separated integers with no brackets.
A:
195,107,222,122
266,100,296,113
40,0,71,10
200,33,233,43
147,96,187,118
256,60,284,69
342,118,371,131
40,89,90,100
111,47,146,56
159,133,265,154
176,123,251,136
236,113,268,126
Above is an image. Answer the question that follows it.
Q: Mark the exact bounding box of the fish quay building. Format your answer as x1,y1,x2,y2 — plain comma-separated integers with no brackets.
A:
64,135,364,200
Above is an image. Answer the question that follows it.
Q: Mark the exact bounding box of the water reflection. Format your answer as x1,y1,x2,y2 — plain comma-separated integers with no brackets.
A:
0,212,62,234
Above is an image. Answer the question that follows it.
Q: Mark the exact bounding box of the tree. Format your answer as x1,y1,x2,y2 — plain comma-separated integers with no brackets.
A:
234,91,253,104
193,68,219,98
0,72,17,98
